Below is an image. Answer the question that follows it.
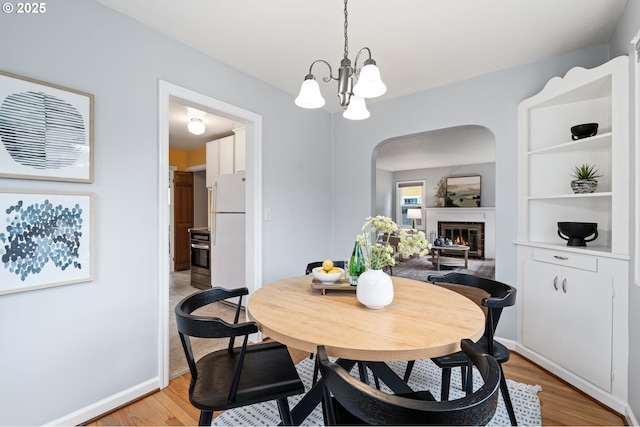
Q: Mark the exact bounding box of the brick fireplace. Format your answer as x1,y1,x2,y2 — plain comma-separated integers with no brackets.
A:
438,221,485,258
425,207,495,259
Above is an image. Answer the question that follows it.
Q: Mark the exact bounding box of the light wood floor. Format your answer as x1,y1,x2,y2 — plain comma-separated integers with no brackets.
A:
87,346,626,426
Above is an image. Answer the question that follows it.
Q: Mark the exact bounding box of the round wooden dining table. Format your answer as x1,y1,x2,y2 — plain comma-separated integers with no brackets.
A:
247,274,485,425
247,274,485,361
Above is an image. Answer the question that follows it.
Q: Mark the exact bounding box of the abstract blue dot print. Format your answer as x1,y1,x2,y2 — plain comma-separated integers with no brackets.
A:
0,199,83,280
0,191,92,295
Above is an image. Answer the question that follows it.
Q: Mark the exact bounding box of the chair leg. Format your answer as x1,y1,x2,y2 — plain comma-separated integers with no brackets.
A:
199,411,213,426
403,360,415,382
357,362,370,385
460,365,468,391
498,365,518,426
312,355,320,385
440,368,452,401
277,397,294,426
464,360,473,395
357,362,381,389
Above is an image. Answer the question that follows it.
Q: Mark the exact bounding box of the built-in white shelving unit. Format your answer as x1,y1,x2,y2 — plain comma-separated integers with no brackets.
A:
515,56,630,412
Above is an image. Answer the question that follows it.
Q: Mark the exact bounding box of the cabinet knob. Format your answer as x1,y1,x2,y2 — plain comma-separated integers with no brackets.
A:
562,278,567,293
554,255,569,260
553,276,559,291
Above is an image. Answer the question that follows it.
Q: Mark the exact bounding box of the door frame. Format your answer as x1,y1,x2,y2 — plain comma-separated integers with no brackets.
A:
158,80,263,388
169,166,177,273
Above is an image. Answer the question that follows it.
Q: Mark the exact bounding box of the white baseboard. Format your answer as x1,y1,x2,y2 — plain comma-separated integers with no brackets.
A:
496,336,516,351
46,377,160,426
514,343,627,414
625,404,638,427
498,338,634,418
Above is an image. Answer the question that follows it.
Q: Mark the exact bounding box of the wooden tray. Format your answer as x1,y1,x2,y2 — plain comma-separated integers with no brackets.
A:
311,278,356,295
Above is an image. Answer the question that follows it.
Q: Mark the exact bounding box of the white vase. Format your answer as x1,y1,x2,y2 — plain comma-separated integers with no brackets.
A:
356,269,394,309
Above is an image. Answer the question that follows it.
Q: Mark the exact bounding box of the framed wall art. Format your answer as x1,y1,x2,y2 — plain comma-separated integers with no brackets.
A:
0,70,94,182
0,190,94,295
446,175,481,207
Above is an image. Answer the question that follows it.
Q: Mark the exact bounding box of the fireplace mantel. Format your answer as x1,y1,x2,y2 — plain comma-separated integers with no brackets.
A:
425,207,496,258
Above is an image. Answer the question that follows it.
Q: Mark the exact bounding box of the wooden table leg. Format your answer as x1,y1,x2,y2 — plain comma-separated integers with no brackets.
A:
436,249,441,270
464,249,468,269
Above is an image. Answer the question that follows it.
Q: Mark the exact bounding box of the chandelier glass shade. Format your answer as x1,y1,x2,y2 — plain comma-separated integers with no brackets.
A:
342,95,370,120
294,77,325,109
294,0,386,120
187,117,205,135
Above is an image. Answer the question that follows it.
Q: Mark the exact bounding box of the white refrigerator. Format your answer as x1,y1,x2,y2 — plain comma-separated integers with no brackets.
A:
210,171,246,302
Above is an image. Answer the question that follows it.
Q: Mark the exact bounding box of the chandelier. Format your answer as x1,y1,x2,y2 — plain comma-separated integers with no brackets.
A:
294,0,387,120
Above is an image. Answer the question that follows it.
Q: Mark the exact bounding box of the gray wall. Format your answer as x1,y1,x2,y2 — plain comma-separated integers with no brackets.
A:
392,162,496,210
375,168,394,217
193,170,208,228
0,0,636,424
329,45,610,346
0,0,332,424
609,0,640,418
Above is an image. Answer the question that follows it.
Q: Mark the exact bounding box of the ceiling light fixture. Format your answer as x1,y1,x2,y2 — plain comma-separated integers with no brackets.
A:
294,0,386,120
187,117,205,135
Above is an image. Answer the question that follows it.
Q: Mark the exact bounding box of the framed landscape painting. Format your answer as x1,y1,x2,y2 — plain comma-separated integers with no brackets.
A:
446,175,481,207
0,70,94,182
0,190,94,295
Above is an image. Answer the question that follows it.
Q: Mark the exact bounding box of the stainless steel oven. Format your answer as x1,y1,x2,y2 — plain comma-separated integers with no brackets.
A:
189,228,211,289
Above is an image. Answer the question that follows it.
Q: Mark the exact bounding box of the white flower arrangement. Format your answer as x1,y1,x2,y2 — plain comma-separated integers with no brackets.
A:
356,215,432,270
397,228,432,258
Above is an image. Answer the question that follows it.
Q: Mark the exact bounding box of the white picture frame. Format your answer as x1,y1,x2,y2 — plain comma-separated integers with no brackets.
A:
0,70,94,183
0,190,94,295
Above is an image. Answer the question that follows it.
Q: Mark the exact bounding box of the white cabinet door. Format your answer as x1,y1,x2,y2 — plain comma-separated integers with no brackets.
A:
560,268,613,391
522,259,613,392
522,260,564,362
218,135,234,175
234,127,246,172
205,139,219,188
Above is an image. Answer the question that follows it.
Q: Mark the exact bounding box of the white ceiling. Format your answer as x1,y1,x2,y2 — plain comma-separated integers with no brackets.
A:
97,0,627,168
168,100,244,150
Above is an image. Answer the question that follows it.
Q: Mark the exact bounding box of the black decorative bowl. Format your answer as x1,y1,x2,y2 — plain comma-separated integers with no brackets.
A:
570,123,598,140
557,222,598,246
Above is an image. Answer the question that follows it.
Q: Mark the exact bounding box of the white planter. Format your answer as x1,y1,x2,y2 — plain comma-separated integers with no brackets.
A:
356,269,393,309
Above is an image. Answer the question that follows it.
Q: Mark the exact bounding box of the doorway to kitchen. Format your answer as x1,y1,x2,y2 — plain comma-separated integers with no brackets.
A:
158,81,263,388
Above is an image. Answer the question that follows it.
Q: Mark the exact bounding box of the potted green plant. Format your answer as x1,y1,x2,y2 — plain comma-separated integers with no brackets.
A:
570,163,602,194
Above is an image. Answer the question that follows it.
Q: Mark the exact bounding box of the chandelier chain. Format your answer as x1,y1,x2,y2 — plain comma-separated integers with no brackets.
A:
343,0,348,59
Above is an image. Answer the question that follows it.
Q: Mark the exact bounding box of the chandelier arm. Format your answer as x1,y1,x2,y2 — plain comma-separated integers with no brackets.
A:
353,47,373,76
308,59,338,83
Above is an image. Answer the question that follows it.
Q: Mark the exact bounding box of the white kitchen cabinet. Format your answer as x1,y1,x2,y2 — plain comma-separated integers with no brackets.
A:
205,130,246,188
233,127,246,172
218,135,234,175
516,56,629,410
522,253,613,391
205,139,219,188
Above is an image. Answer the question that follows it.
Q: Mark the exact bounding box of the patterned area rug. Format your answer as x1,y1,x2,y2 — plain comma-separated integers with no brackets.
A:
213,355,542,426
391,254,495,282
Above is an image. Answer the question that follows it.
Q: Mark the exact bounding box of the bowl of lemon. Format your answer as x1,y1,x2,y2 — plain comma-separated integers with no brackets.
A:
312,260,344,285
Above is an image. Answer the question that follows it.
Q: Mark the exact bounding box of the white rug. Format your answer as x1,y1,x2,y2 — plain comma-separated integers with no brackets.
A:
213,356,542,426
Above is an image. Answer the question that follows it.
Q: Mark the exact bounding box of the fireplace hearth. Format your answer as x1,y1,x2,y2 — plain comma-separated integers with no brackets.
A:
438,221,484,258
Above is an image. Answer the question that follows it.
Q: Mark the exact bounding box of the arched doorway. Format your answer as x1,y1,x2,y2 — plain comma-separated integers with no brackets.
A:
373,124,496,276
